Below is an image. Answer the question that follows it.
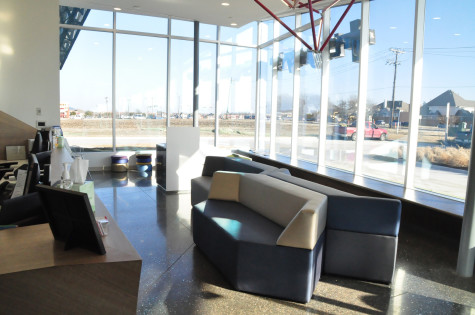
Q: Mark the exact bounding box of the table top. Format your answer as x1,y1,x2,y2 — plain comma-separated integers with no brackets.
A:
0,196,141,275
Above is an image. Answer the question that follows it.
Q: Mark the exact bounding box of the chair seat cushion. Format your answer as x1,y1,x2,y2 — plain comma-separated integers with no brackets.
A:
194,200,283,245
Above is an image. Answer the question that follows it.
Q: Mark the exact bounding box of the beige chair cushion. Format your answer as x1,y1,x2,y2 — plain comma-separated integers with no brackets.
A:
208,171,241,202
239,174,323,227
277,198,328,250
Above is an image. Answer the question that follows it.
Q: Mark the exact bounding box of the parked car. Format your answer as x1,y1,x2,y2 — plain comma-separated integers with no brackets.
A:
334,121,388,141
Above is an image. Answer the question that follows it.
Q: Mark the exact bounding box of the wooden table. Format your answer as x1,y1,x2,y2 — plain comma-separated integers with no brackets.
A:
0,196,142,314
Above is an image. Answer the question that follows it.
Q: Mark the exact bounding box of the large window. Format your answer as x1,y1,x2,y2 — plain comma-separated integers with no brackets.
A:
60,3,475,205
275,37,295,156
217,45,257,149
256,45,273,154
414,0,475,200
170,39,194,127
326,3,361,172
199,42,217,148
60,29,112,151
116,13,167,34
362,0,414,184
297,28,322,163
116,34,167,149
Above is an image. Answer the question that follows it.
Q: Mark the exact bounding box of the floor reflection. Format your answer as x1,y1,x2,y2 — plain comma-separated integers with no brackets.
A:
90,170,475,314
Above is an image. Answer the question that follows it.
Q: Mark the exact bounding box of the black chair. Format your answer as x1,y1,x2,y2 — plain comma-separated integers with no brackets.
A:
0,192,46,227
31,131,43,154
0,162,18,179
0,153,47,227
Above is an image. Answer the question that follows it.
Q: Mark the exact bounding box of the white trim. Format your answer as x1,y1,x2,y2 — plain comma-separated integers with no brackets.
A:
291,14,302,164
318,9,331,167
354,0,370,175
404,0,426,189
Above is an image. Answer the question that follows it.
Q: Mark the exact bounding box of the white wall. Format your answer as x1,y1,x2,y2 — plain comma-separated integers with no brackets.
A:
0,0,59,128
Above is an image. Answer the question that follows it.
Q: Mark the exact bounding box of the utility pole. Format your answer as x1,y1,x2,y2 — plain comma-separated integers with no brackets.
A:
387,48,405,129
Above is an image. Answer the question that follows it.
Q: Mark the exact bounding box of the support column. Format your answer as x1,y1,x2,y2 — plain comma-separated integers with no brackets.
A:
457,114,475,277
291,14,302,164
318,9,331,167
404,0,425,189
354,0,370,176
193,21,199,127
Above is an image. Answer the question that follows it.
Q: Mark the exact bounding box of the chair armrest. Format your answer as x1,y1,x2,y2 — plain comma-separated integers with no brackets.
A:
277,198,327,250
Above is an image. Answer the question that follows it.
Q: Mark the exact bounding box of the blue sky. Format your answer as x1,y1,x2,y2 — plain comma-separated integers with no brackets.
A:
60,0,475,113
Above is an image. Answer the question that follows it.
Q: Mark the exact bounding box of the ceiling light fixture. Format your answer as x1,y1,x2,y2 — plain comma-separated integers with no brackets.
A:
433,17,441,20
114,7,122,11
230,23,237,26
221,2,230,6
453,33,461,36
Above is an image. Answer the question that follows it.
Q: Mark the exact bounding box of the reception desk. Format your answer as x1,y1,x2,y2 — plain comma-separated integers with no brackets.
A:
0,196,142,314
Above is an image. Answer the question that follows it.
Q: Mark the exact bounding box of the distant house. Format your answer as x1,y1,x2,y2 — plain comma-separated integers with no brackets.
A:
421,90,475,126
372,100,410,124
421,90,475,116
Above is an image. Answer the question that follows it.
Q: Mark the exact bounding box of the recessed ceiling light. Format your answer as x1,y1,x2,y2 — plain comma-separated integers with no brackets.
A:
389,26,397,30
433,17,441,20
453,33,461,36
222,2,230,6
114,7,122,11
230,23,237,26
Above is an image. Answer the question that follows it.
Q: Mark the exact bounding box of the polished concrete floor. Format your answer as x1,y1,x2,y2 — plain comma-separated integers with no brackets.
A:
91,170,475,315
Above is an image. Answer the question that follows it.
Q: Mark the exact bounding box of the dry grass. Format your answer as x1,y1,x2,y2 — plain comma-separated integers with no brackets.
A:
417,146,470,169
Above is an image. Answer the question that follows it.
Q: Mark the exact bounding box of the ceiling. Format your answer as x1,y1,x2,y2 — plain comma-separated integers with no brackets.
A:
59,0,360,28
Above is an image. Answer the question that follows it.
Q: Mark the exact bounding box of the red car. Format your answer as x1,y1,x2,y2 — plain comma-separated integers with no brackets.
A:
334,121,388,141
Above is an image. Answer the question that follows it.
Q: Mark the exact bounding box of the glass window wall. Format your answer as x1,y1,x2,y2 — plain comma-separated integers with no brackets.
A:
414,0,475,200
297,28,322,163
256,45,273,155
275,37,295,156
115,34,167,149
170,39,194,127
326,3,361,172
60,29,112,151
116,13,168,34
362,0,414,184
199,42,217,148
217,45,257,150
220,23,258,46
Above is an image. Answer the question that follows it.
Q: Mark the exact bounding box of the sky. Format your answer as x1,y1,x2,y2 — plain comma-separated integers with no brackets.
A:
60,0,475,114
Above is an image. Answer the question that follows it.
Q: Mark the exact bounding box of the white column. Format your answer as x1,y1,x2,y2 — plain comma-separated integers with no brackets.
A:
404,0,426,189
457,114,475,277
291,14,302,164
269,22,280,158
318,9,331,167
166,18,172,129
112,12,117,151
254,23,262,151
354,0,370,176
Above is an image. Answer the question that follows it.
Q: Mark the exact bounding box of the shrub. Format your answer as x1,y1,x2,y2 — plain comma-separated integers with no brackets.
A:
416,146,470,169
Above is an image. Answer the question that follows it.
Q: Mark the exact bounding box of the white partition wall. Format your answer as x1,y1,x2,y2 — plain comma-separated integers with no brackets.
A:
165,127,201,192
